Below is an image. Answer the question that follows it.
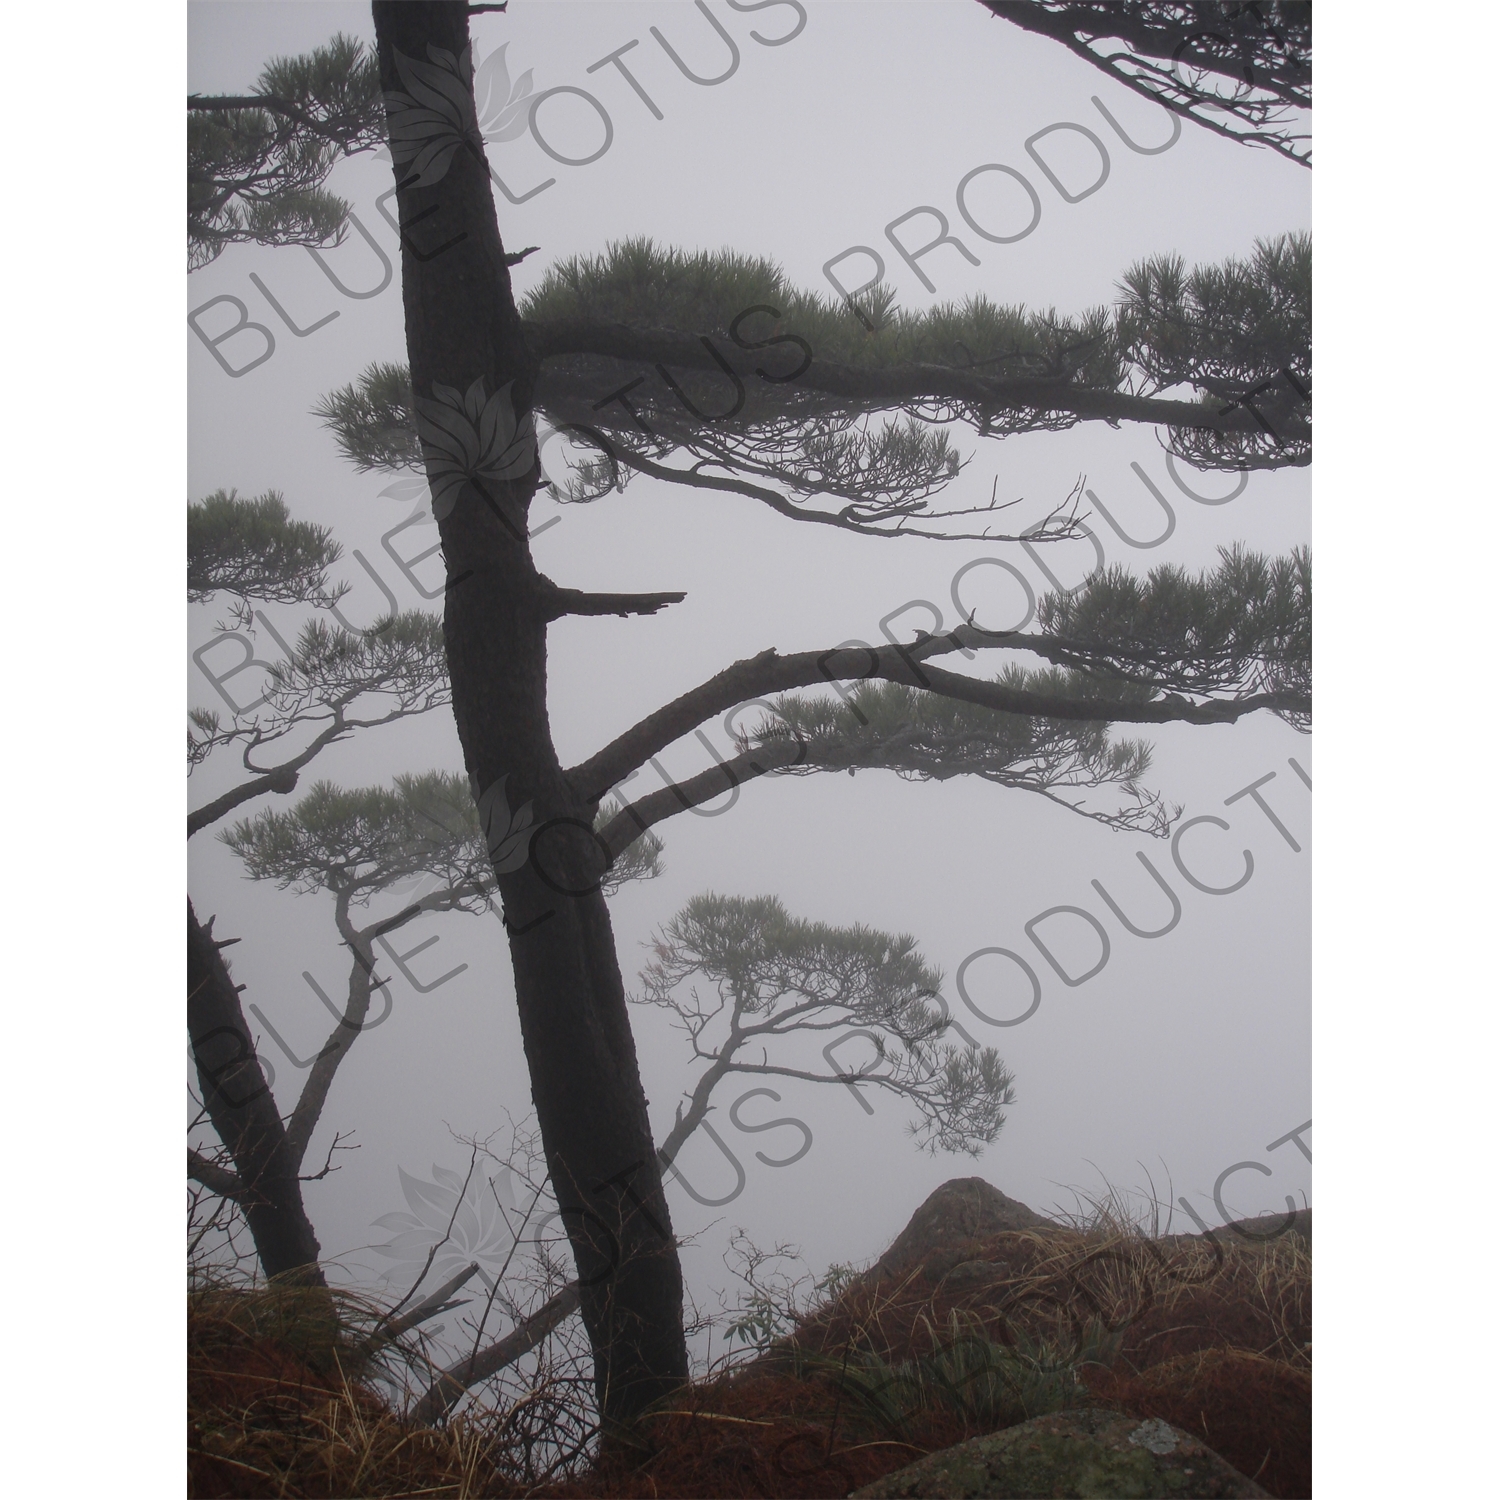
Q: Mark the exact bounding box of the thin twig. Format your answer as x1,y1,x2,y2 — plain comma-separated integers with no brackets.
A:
378,1145,481,1330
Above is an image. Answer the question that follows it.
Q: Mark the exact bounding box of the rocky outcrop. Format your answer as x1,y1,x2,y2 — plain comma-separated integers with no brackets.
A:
850,1406,1272,1498
1218,1207,1311,1248
870,1179,1310,1287
870,1177,1060,1283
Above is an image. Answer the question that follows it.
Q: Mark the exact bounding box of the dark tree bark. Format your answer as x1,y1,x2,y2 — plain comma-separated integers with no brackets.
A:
188,898,326,1283
370,0,688,1425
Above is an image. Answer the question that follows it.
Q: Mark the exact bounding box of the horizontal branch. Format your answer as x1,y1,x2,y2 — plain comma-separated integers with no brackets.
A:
568,624,1306,800
188,93,310,113
186,93,375,146
188,1148,245,1201
542,586,687,620
525,318,1300,440
412,1280,582,1426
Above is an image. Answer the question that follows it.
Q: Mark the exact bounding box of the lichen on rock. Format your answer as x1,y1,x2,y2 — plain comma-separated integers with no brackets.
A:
850,1406,1271,1498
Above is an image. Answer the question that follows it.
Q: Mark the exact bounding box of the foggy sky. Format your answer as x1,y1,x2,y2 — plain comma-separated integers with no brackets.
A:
187,0,1311,1319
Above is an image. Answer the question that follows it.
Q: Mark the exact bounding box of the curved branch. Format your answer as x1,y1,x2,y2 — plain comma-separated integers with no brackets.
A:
568,626,1306,801
281,886,484,1168
283,898,389,1169
598,743,784,856
598,713,1179,852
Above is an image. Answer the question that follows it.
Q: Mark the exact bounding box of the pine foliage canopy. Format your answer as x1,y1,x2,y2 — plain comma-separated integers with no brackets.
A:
188,34,386,269
189,490,347,618
978,2,1312,165
1038,544,1311,718
187,611,450,770
317,235,1310,542
744,676,1165,834
222,772,663,906
640,893,1016,1156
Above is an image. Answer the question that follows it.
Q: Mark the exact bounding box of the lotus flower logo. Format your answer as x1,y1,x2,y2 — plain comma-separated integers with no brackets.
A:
474,773,534,874
474,44,535,144
371,1163,516,1288
414,377,537,521
381,43,536,189
378,474,435,525
384,44,482,190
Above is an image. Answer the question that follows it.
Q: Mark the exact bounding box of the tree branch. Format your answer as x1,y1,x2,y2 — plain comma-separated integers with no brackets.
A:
599,743,798,857
188,1148,245,1201
569,625,1306,801
282,888,480,1169
186,93,375,147
283,898,389,1169
365,1262,483,1354
525,318,1300,439
411,1280,582,1426
542,586,687,620
299,1129,357,1182
588,443,1064,544
188,725,340,838
976,2,1311,166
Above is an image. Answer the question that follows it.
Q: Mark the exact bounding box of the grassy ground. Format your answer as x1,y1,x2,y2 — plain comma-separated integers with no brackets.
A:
189,1218,1310,1498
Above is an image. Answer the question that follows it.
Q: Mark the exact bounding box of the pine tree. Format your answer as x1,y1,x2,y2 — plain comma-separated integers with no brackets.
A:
643,894,1017,1167
188,493,452,1281
188,3,1313,1424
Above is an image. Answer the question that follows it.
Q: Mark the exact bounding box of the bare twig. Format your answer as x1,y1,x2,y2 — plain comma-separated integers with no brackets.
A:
299,1129,359,1182
379,1145,481,1329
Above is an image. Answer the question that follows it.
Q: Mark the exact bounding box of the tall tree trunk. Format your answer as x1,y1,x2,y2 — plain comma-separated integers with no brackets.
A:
188,899,326,1284
370,0,688,1424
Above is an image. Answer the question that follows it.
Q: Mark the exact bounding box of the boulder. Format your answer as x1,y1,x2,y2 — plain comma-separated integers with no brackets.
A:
850,1407,1271,1498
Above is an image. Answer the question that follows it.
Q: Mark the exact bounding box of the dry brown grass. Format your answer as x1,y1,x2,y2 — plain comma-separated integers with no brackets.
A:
780,1222,1310,1372
189,1216,1311,1498
541,1219,1311,1499
188,1281,525,1498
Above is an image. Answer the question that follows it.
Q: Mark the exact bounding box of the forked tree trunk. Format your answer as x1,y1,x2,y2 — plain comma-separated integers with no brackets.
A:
188,899,327,1284
370,0,688,1424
